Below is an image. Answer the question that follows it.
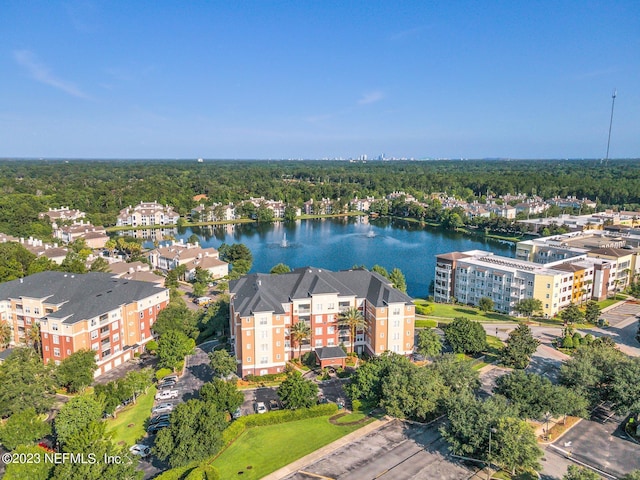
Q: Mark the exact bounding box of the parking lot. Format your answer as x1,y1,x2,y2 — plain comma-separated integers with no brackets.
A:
550,406,640,478
282,419,476,480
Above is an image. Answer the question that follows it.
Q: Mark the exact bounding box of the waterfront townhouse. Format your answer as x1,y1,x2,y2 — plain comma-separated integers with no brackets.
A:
435,250,609,317
147,240,228,280
116,201,180,227
229,267,415,377
0,271,169,376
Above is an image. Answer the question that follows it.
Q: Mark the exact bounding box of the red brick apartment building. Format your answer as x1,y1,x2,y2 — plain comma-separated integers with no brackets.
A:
229,267,415,378
0,271,169,376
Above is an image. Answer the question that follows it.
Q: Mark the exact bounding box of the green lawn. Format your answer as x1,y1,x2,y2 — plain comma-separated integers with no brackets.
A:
210,415,368,479
417,301,518,324
333,412,368,423
415,319,437,328
105,385,156,447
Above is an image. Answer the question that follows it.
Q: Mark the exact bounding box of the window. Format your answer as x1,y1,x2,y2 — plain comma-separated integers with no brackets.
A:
259,317,268,325
246,330,251,336
393,308,401,315
316,304,322,312
276,341,281,347
53,348,60,357
407,331,411,336
393,320,400,328
328,326,335,334
260,330,268,339
53,335,59,345
113,333,119,342
380,333,384,338
260,356,268,364
393,332,400,340
247,343,252,349
315,327,322,335
91,319,97,327
66,349,71,355
34,307,40,315
52,324,58,331
140,312,144,319
25,307,31,314
247,356,252,362
328,303,334,309
261,344,268,352
91,330,98,339
275,328,280,334
276,354,281,360
315,339,322,347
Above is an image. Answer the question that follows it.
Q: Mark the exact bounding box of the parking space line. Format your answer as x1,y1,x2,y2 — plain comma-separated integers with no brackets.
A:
297,471,335,480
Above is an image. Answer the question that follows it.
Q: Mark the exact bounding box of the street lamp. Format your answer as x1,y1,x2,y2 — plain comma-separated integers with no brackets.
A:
543,411,552,441
487,427,497,480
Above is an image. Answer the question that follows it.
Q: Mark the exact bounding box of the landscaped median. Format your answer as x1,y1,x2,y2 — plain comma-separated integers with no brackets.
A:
155,403,374,480
105,385,157,447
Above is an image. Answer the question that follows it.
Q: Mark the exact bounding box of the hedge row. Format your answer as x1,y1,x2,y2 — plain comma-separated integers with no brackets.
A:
221,403,339,447
244,372,287,383
154,462,220,480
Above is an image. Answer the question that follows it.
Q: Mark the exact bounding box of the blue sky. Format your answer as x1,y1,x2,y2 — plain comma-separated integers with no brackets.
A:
1,1,638,159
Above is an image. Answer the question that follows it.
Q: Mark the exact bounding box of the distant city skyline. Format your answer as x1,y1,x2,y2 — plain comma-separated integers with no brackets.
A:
1,1,639,159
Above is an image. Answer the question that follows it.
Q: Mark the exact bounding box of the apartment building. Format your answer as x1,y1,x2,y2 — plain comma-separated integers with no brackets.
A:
53,220,109,248
229,267,415,377
116,202,180,227
516,230,639,291
0,271,169,376
39,206,86,223
147,240,228,280
435,250,610,317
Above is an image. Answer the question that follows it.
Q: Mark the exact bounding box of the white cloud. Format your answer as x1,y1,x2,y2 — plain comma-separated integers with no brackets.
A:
13,50,89,99
358,91,384,105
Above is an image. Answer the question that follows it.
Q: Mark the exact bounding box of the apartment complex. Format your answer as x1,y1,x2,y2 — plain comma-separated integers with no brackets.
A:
434,250,613,317
0,272,169,376
39,206,86,222
116,202,180,227
229,267,415,377
147,240,228,280
53,220,109,248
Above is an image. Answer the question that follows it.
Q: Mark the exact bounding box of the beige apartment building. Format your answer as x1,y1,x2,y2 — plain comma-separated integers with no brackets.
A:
116,201,180,227
0,272,169,376
229,267,415,377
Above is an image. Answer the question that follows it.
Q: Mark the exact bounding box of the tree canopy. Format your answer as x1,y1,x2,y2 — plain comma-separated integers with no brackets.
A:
277,371,319,410
500,324,539,369
444,317,487,354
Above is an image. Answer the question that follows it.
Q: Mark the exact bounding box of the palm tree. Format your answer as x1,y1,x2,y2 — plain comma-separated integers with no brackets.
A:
290,321,311,360
0,320,12,350
27,322,41,356
338,307,365,354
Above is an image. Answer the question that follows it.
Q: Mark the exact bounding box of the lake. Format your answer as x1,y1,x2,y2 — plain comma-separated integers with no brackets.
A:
165,217,515,299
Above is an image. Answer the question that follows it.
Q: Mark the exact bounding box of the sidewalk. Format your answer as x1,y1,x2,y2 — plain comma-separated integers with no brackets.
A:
262,416,395,480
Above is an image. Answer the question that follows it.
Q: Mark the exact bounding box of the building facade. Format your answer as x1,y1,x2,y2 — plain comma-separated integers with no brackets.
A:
229,267,415,377
147,240,228,280
0,272,169,376
116,202,180,227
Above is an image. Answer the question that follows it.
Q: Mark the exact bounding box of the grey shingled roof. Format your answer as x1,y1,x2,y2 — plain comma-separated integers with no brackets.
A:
315,346,347,360
0,271,166,325
230,267,413,317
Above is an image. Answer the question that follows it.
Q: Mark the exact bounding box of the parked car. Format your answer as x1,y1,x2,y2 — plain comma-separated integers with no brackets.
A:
149,413,171,424
255,402,267,414
147,421,170,434
129,444,151,458
151,403,175,415
268,399,281,411
162,374,178,382
155,390,179,400
232,407,242,419
158,379,177,389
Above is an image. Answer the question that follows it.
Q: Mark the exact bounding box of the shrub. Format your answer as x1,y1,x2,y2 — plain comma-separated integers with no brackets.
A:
176,360,185,372
146,340,159,354
562,336,574,349
156,368,173,381
134,352,141,358
597,318,609,328
153,465,194,480
351,399,362,412
584,333,594,345
244,372,287,383
572,332,582,346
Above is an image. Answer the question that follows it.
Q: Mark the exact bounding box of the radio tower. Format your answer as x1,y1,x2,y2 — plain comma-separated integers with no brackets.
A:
604,89,617,165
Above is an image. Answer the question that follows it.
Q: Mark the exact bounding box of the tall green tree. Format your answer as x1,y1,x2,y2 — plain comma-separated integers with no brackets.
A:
431,354,480,394
0,348,56,417
291,320,311,359
199,378,243,417
209,349,237,377
54,395,103,447
478,297,494,312
514,298,543,319
270,263,291,274
500,324,539,369
584,301,601,324
3,444,55,480
0,320,12,349
389,268,407,293
444,317,487,354
492,417,543,476
154,399,227,468
560,304,584,326
56,349,98,393
277,371,319,410
153,303,199,339
337,307,365,354
158,330,195,370
0,407,51,450
416,328,442,358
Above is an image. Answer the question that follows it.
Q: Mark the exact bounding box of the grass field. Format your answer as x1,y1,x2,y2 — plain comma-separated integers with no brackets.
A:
105,385,156,447
415,300,518,324
210,415,369,479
